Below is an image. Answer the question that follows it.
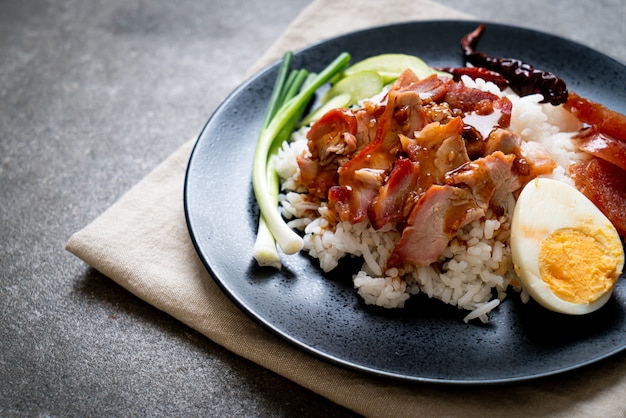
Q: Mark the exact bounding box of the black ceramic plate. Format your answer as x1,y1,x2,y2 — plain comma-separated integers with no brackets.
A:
184,21,626,384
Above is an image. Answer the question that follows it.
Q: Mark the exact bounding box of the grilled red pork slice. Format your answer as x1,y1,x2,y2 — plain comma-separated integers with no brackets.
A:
306,108,358,167
330,74,429,223
369,157,421,230
297,155,338,199
400,116,470,189
298,101,385,199
298,108,357,198
484,127,556,187
445,151,515,209
354,101,385,149
442,79,513,127
483,127,521,155
389,185,485,266
478,127,556,193
398,73,448,103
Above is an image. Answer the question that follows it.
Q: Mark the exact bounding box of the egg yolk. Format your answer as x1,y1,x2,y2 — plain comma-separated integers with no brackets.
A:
538,228,618,304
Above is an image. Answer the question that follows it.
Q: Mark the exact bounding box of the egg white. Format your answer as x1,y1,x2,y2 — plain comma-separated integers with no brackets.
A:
510,177,624,315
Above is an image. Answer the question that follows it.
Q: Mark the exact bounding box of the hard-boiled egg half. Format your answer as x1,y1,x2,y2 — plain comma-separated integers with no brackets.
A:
511,177,624,315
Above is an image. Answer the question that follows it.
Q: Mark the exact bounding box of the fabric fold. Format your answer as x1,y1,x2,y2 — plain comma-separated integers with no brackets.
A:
66,0,626,416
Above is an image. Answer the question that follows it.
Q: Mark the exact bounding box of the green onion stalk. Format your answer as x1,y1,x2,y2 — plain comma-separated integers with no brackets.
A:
252,51,351,268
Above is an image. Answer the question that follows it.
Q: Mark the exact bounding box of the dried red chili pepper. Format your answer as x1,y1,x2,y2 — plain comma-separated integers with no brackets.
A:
460,23,568,105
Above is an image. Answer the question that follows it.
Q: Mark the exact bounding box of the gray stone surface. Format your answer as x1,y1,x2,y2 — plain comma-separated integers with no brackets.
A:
1,0,624,416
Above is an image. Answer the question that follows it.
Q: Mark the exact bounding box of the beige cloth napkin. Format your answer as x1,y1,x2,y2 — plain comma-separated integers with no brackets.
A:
66,0,626,416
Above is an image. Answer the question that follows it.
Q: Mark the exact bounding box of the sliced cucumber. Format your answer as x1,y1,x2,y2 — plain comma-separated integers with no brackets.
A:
343,53,440,83
299,93,351,127
321,70,384,105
